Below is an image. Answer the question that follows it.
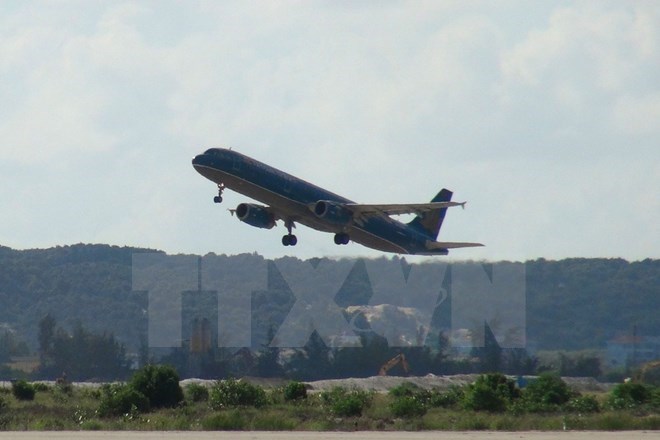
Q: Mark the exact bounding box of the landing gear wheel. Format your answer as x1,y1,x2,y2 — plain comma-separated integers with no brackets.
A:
282,234,297,246
334,233,350,245
282,219,297,246
213,195,223,203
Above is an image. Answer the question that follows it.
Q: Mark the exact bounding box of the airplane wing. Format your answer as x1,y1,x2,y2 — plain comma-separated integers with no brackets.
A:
426,241,484,249
346,201,466,217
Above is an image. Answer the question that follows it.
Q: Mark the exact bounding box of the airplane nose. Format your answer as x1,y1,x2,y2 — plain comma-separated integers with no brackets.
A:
192,153,209,167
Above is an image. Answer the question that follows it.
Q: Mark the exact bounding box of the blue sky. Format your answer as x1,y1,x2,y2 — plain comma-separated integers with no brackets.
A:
1,1,658,262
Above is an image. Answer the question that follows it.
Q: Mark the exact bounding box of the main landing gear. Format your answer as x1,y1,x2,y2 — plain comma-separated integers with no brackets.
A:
334,233,350,245
282,220,297,246
213,183,225,203
282,234,297,246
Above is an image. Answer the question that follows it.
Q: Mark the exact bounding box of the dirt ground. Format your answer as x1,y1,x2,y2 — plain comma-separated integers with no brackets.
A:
303,374,613,393
2,374,616,394
180,374,616,394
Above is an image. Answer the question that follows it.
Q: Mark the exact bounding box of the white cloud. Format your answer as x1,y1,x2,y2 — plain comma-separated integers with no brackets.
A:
614,92,660,135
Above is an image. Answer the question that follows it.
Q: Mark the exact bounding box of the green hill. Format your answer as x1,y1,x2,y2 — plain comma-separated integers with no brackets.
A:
0,244,657,356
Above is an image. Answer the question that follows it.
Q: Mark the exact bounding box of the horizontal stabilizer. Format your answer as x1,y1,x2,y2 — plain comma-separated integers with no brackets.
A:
426,240,484,249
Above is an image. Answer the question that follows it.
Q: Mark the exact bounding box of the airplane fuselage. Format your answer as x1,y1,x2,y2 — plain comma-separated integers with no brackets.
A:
192,148,470,255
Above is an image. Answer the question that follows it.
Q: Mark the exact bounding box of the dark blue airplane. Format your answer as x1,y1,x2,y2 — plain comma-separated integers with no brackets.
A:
192,148,482,255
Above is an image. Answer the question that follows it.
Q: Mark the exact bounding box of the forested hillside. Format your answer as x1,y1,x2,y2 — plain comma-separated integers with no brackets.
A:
526,258,658,350
0,244,657,357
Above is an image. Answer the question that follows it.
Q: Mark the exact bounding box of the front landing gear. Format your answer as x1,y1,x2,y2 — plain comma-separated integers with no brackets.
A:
282,219,297,246
213,183,225,203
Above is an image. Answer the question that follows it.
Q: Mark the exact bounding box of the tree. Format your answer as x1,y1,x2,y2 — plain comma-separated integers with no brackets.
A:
559,353,601,378
38,314,56,365
36,318,130,380
256,326,282,377
472,323,502,373
286,331,330,380
504,348,538,375
332,333,390,378
429,331,450,374
0,330,29,363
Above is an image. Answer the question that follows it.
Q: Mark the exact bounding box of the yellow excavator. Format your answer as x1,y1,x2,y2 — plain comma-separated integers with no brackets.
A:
378,353,410,376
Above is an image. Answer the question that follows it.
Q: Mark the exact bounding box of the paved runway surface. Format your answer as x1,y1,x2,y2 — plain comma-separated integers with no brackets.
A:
0,432,657,439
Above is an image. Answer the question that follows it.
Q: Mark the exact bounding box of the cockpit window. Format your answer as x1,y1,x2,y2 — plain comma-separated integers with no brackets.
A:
204,148,219,155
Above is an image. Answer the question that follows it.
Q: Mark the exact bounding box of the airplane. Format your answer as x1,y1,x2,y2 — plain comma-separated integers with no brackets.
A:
192,148,483,255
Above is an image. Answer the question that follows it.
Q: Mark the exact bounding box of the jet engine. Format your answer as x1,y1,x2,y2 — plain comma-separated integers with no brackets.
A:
312,200,353,225
235,203,276,229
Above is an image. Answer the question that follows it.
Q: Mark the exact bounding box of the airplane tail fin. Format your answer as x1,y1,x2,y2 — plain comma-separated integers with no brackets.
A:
407,189,452,240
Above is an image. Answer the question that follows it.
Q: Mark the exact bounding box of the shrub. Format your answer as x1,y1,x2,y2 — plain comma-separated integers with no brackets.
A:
56,382,73,396
11,380,35,401
635,363,660,386
283,381,307,401
32,382,50,392
83,387,102,400
462,373,519,412
510,397,563,414
98,384,150,417
321,387,372,417
607,382,652,409
390,395,427,417
331,394,364,417
209,378,267,409
524,373,571,406
565,395,600,413
428,386,464,408
650,387,660,409
130,364,183,409
201,410,246,430
508,373,573,414
389,382,425,398
80,420,103,430
463,381,507,412
388,381,433,417
252,414,297,430
613,382,650,404
185,383,209,403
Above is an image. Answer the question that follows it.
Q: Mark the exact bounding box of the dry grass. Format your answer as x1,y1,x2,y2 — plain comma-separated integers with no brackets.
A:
0,383,657,431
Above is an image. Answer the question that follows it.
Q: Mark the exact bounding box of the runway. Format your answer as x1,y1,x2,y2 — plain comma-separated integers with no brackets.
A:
0,431,657,439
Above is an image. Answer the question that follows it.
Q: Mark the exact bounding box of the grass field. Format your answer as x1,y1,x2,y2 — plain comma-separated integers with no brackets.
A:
0,381,659,431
